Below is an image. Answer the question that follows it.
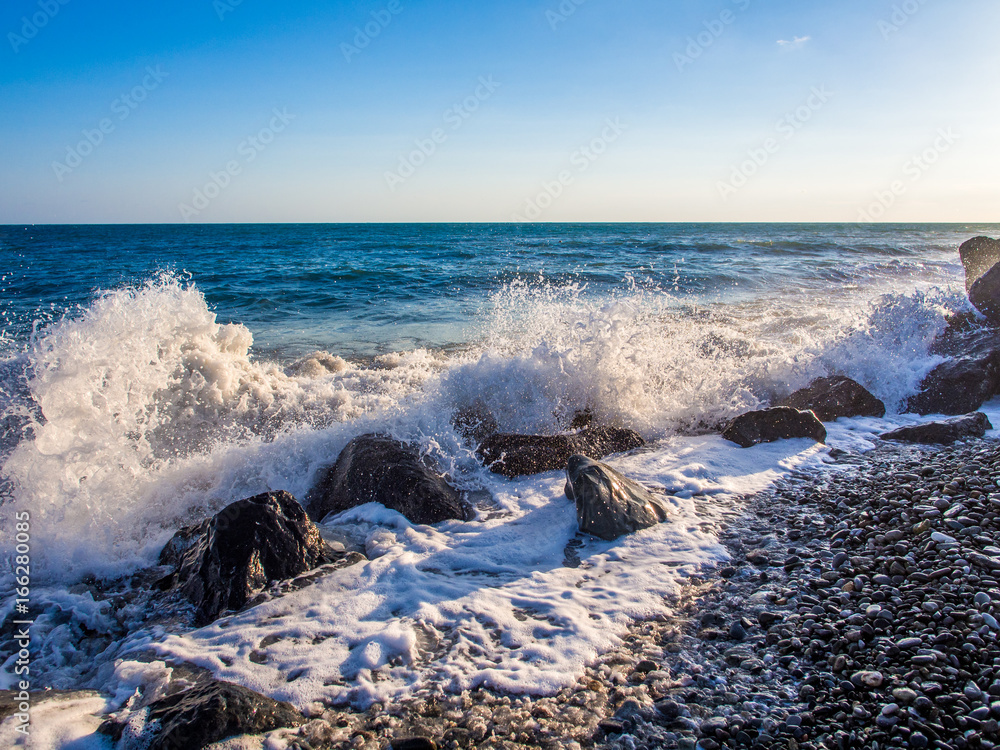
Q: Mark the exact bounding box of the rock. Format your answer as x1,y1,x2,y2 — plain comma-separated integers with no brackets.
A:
306,434,470,524
98,680,305,750
160,491,334,624
478,426,645,478
391,739,438,750
907,353,1000,416
722,407,826,448
779,376,886,421
962,237,1000,321
961,236,1000,287
451,403,499,444
880,412,992,445
564,455,669,541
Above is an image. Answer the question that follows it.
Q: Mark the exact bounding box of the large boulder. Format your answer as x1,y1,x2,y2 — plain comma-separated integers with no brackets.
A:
778,376,885,421
477,426,645,478
880,412,992,445
907,353,1000,416
961,237,1000,324
160,491,333,625
722,407,826,448
565,455,669,541
99,680,305,750
306,434,471,525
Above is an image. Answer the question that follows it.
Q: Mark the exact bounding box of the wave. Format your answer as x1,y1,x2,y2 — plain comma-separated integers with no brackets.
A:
0,272,968,584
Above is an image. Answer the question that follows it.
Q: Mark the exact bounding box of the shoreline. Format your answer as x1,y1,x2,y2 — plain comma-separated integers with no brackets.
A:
4,435,1000,749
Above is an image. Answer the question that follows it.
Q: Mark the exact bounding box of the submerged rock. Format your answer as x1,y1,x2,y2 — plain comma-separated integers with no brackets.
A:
779,376,885,421
722,407,826,448
477,426,645,478
564,454,669,541
160,491,333,624
880,412,992,445
99,680,305,750
306,434,471,525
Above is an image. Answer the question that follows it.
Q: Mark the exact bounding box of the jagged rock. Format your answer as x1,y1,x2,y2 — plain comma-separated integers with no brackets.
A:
98,680,305,750
306,434,471,525
722,407,826,448
779,376,885,421
880,412,992,445
961,237,1000,323
564,455,669,541
160,491,333,625
477,426,645,478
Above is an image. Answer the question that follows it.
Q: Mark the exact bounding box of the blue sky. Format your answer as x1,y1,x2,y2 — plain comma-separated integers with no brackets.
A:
1,0,997,223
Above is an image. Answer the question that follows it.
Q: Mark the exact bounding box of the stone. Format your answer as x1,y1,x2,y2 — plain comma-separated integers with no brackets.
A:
306,434,470,524
391,739,438,750
160,491,334,625
478,426,645,478
451,403,499,444
779,376,886,421
962,237,1000,322
907,355,1000,416
722,407,826,448
880,412,992,445
98,680,305,750
564,455,670,541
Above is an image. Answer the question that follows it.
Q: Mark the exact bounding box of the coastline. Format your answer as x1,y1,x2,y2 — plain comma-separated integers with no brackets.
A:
3,433,980,749
290,435,1000,750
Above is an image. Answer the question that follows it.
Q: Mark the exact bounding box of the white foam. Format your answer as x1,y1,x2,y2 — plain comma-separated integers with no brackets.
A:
153,434,823,710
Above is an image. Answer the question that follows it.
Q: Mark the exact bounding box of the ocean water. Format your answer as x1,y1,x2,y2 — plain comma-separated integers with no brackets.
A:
1,223,999,728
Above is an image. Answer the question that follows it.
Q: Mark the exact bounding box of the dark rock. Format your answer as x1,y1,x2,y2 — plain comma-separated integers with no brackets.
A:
478,426,645,478
160,491,333,624
779,376,886,421
564,455,669,541
722,407,826,448
907,352,1000,416
961,236,1000,288
451,403,499,444
98,680,305,750
391,739,438,750
880,412,992,445
962,237,1000,321
306,434,470,524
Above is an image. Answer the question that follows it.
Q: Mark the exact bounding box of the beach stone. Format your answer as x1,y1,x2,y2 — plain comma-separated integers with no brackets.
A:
98,680,305,750
478,426,645,478
722,407,826,448
880,412,992,445
159,491,334,625
306,434,470,524
852,670,884,689
564,454,669,541
779,376,886,421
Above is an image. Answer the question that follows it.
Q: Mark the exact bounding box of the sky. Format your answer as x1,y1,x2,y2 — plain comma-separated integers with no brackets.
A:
1,0,998,223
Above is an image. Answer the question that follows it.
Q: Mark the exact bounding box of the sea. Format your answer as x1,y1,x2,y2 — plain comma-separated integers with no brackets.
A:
0,222,998,746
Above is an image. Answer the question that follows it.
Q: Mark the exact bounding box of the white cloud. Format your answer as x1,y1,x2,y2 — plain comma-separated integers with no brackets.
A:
777,36,811,50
